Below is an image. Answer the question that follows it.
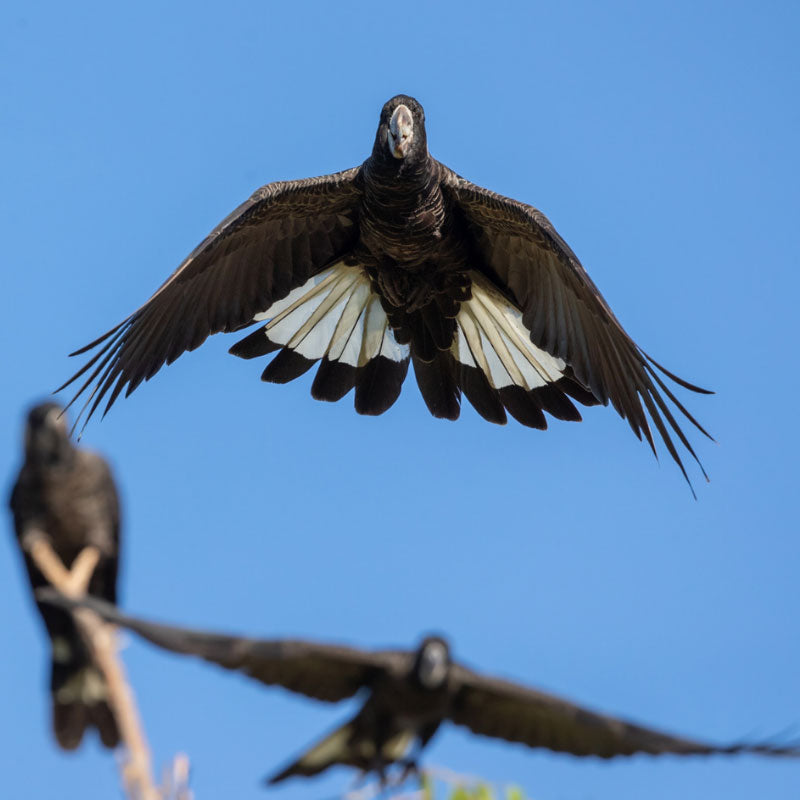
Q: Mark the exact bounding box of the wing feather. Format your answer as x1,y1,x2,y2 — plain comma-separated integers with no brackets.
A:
38,593,400,704
441,165,711,489
59,168,363,428
448,665,800,759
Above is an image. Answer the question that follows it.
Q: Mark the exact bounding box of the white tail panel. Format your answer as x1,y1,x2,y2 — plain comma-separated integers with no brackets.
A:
453,272,566,390
252,263,409,367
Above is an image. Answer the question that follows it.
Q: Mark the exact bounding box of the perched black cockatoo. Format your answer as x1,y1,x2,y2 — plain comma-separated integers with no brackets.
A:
10,402,121,750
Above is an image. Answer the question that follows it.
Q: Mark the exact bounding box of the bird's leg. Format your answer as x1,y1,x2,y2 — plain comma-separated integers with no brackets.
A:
396,738,426,785
376,760,388,789
364,754,390,790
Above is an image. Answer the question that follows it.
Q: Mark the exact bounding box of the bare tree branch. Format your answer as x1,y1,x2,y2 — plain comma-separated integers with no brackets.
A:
161,752,193,800
27,539,185,800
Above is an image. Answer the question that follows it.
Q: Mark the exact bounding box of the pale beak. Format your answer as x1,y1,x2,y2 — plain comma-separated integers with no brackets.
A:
387,104,414,159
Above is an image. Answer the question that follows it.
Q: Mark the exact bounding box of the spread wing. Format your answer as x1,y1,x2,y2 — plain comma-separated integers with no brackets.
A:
440,166,712,491
59,168,363,427
448,664,799,758
37,592,400,703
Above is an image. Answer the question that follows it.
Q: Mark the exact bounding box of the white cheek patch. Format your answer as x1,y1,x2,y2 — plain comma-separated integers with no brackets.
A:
253,263,410,368
452,271,566,390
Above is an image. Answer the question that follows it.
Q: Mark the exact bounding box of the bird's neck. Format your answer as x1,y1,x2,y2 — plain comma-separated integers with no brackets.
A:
363,153,439,212
28,443,76,471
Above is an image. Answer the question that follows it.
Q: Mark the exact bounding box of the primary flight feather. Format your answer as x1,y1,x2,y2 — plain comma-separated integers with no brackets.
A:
60,95,711,488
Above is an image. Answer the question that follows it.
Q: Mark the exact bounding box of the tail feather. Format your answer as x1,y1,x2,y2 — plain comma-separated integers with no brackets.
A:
228,328,282,360
232,262,410,414
355,355,410,416
260,349,316,384
498,386,547,430
533,384,581,422
412,352,461,420
90,700,121,749
231,263,598,429
311,358,357,402
458,364,507,425
267,720,415,785
53,698,89,751
453,273,568,392
421,303,456,352
268,721,357,784
51,658,119,750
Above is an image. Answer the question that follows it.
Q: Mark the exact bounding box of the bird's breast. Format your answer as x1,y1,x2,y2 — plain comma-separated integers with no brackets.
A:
371,676,452,725
35,469,107,563
358,171,447,267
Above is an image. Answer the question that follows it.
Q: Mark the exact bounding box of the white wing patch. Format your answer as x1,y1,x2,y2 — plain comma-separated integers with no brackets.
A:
453,272,566,389
253,263,409,366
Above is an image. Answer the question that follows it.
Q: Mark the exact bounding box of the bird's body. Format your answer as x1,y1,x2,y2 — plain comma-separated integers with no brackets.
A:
38,594,800,785
62,95,711,488
10,403,121,750
14,451,116,561
270,661,451,783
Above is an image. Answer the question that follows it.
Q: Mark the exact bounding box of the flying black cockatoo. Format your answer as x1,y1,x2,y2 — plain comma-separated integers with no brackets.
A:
61,95,711,488
38,593,800,784
9,402,121,750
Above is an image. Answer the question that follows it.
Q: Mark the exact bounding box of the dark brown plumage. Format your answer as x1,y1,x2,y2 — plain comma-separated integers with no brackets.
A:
38,594,800,783
60,95,711,488
9,403,121,750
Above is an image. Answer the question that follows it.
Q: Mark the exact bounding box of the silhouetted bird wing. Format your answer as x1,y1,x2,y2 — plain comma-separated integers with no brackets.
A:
39,593,404,703
440,166,712,490
60,168,362,426
448,664,800,758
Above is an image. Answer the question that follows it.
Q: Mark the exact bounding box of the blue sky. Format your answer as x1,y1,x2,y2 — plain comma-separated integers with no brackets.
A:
2,1,799,798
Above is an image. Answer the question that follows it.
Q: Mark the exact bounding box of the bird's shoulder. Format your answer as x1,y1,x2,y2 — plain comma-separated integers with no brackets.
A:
73,449,114,481
369,649,417,683
435,160,609,318
234,165,365,222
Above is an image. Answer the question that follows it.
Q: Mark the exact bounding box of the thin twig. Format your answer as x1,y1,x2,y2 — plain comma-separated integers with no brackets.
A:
161,752,193,800
26,533,92,594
